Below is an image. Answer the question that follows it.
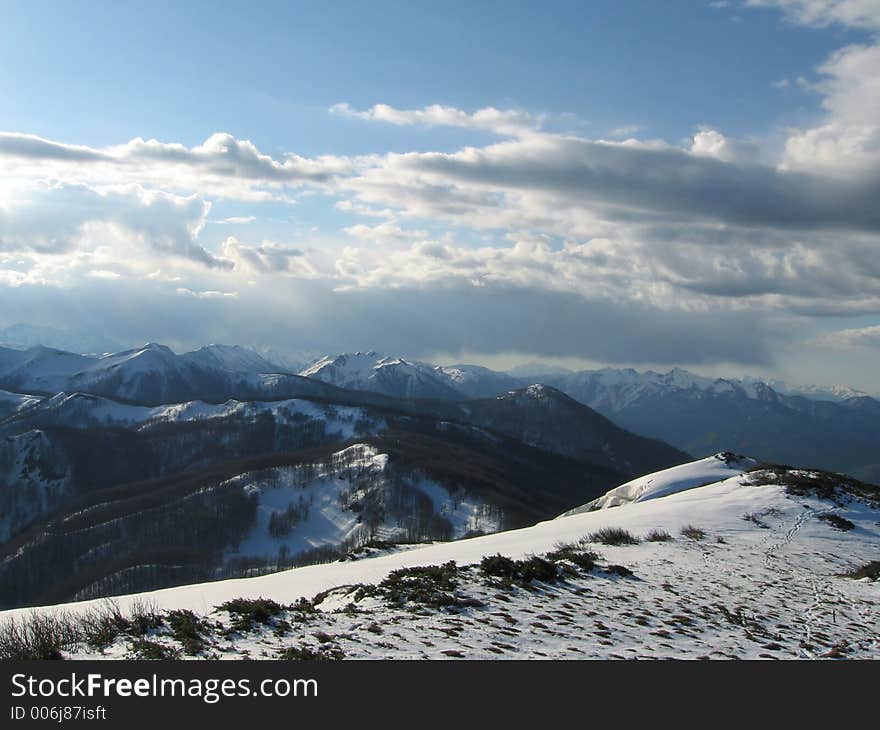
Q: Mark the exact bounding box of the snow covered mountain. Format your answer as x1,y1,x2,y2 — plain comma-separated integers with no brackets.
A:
0,343,339,405
0,419,625,608
0,389,40,419
433,363,521,398
300,352,463,400
538,368,880,481
300,351,521,400
3,455,876,660
180,344,287,374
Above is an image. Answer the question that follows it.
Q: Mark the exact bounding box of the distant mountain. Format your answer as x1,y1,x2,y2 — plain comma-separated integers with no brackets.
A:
0,408,626,608
540,368,880,481
300,352,462,400
0,343,341,405
433,364,522,398
433,384,690,477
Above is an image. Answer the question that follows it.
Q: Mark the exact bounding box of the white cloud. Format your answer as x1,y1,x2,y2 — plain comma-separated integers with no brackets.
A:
0,131,356,202
330,103,543,136
216,216,256,224
0,181,224,267
812,323,880,347
745,0,880,30
175,287,238,299
781,43,880,174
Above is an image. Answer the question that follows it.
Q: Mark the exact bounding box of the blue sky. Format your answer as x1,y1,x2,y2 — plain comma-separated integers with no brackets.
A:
1,1,861,148
1,0,880,389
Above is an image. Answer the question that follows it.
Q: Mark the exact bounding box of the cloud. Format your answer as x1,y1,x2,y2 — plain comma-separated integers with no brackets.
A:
343,221,430,245
745,0,880,30
0,132,108,161
0,131,356,202
781,43,880,175
0,182,226,268
345,133,880,235
219,237,315,276
216,216,256,224
812,323,880,347
175,287,238,299
608,124,644,138
330,102,543,136
690,127,757,163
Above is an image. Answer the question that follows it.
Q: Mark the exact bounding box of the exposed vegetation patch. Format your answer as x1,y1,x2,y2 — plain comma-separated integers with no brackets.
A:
277,645,344,660
545,542,599,571
681,525,707,541
129,638,181,660
842,561,880,581
0,612,79,660
373,562,481,609
645,529,672,542
818,514,855,531
216,597,286,633
166,609,212,655
746,464,880,505
588,527,640,546
479,554,560,588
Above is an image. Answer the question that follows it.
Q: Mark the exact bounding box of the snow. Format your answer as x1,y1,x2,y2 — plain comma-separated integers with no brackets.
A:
182,344,282,374
9,462,877,660
226,445,389,561
562,452,758,513
21,393,377,439
409,478,502,536
0,389,42,418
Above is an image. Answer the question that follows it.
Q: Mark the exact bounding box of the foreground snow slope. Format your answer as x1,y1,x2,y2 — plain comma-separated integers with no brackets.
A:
4,460,877,660
563,452,758,513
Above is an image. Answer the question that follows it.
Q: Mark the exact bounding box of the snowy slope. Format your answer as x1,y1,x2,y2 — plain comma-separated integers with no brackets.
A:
224,443,501,566
562,452,758,513
181,344,283,374
0,389,42,419
301,352,461,399
433,364,521,398
5,459,877,660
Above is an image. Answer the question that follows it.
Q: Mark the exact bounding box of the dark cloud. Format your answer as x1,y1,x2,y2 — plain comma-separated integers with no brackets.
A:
0,278,779,367
398,137,880,234
0,133,108,161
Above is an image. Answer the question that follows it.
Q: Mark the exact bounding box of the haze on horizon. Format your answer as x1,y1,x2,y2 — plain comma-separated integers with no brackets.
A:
2,0,880,391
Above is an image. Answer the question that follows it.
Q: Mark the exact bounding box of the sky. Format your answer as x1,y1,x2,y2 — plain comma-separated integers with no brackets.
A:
1,0,880,390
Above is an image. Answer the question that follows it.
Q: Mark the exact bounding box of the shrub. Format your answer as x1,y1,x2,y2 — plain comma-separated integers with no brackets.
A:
681,525,707,541
166,609,210,655
277,645,344,660
378,562,468,607
130,638,180,660
80,601,131,650
517,556,559,584
545,543,598,570
588,527,640,546
0,612,80,660
216,597,285,633
479,554,519,581
645,529,672,542
128,599,164,636
843,561,879,581
743,513,769,529
819,514,855,531
605,564,634,578
479,554,559,586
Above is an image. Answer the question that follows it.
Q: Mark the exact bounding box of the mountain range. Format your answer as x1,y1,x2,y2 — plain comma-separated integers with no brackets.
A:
1,339,878,611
